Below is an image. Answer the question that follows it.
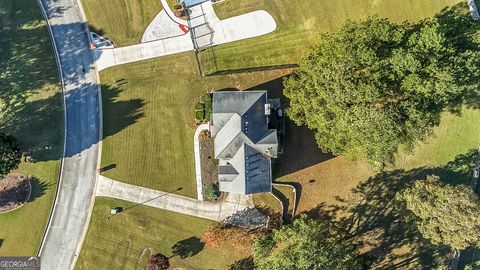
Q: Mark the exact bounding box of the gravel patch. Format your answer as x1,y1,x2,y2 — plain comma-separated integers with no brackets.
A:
223,207,269,229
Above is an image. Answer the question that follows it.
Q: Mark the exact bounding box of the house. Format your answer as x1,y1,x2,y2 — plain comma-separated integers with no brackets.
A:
211,91,278,195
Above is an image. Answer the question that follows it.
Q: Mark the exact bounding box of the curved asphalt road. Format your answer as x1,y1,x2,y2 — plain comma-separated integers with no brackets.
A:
36,0,100,269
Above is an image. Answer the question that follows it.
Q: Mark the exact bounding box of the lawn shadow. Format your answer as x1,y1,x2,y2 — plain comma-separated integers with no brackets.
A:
101,84,146,140
171,236,204,259
271,187,292,223
1,82,145,162
0,1,60,110
300,149,476,269
87,25,106,37
28,177,52,203
0,9,136,162
273,120,334,177
228,256,254,270
99,163,117,173
254,205,283,229
246,76,334,177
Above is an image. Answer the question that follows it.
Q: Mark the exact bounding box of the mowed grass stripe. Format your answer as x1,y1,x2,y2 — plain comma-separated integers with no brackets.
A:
100,77,197,197
99,54,293,197
76,197,248,270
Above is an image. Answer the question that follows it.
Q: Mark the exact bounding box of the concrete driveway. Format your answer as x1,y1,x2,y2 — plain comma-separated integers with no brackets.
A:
95,1,276,70
36,0,101,269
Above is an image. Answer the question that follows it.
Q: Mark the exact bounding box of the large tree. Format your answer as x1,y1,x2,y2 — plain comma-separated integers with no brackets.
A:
0,132,21,178
284,13,480,166
396,175,480,250
252,215,359,270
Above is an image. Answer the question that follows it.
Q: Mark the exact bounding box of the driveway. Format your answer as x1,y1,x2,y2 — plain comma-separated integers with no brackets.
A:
36,0,100,269
96,176,253,221
94,1,276,70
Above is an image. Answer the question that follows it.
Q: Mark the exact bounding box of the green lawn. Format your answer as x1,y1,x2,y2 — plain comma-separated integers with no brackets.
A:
199,0,463,73
274,108,480,268
0,0,62,255
252,192,282,215
96,0,476,267
272,185,295,218
76,197,248,270
80,0,162,47
99,53,291,197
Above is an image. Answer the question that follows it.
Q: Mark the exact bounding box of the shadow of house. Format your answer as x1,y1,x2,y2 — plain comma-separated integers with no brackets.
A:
244,76,334,177
171,237,204,259
273,121,334,177
299,149,476,269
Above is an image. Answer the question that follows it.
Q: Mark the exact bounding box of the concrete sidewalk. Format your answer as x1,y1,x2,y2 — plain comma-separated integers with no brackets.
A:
94,1,276,70
94,34,193,70
96,176,253,221
142,10,186,42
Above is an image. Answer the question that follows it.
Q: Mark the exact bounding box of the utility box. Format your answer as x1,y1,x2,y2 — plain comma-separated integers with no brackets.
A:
110,207,122,214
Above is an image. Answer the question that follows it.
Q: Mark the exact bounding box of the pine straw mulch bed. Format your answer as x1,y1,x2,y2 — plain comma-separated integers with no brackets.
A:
0,173,31,213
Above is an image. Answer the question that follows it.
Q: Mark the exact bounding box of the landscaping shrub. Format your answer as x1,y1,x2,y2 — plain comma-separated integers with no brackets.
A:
195,110,205,121
195,103,205,110
147,253,170,270
203,94,212,121
204,183,220,200
201,93,212,103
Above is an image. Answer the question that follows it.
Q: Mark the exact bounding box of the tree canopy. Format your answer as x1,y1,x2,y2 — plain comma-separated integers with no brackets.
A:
0,132,21,178
396,175,480,250
252,215,359,270
284,12,480,166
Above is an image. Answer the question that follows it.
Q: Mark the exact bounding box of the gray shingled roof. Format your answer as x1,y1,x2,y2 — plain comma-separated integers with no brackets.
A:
212,91,278,195
218,145,271,194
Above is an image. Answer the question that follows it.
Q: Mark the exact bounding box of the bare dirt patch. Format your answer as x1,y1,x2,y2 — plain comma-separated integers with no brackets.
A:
200,134,218,186
0,173,31,213
200,132,225,201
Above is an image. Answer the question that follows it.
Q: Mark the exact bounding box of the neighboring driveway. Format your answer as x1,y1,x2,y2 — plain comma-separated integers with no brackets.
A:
96,176,253,221
94,1,276,70
36,0,100,270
